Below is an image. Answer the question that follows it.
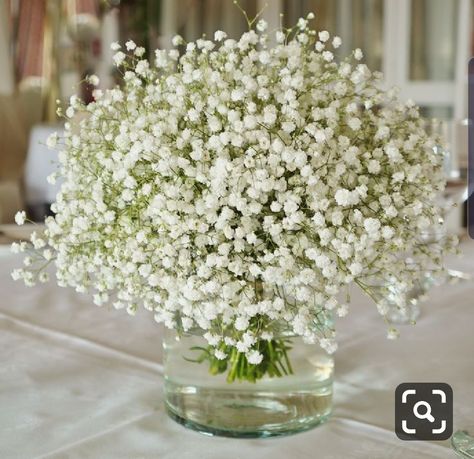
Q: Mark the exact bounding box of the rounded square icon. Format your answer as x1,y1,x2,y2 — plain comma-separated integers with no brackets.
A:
468,58,474,239
395,383,453,441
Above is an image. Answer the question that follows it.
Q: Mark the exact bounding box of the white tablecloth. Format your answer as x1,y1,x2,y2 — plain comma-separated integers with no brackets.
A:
1,242,473,459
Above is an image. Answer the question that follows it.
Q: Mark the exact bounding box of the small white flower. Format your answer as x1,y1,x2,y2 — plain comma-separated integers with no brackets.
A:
335,189,360,207
332,36,342,48
276,31,285,43
386,145,401,163
297,18,308,30
375,126,390,139
47,173,57,185
315,41,324,52
10,242,22,254
387,328,400,340
46,132,58,149
11,269,23,281
337,304,349,317
282,121,295,133
392,171,405,183
171,35,183,47
318,31,330,42
134,46,145,57
354,48,363,60
259,51,270,65
261,331,273,341
247,350,263,365
15,211,26,226
382,226,395,240
23,256,32,266
113,51,126,66
110,42,121,51
320,338,338,354
214,30,227,41
135,60,149,76
126,40,136,51
256,20,268,32
367,160,381,174
214,349,226,360
87,74,99,86
322,51,333,62
224,336,236,346
364,218,381,234
32,238,46,249
235,316,249,331
348,117,361,131
204,332,220,346
349,262,363,276
92,90,103,103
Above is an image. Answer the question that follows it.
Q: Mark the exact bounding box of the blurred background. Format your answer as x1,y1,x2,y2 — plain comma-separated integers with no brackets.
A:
0,0,471,235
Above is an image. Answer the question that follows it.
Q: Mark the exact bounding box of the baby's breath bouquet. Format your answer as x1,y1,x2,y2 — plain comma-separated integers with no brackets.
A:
12,12,456,384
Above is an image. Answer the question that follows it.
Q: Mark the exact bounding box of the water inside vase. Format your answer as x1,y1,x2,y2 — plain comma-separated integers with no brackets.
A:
163,330,334,437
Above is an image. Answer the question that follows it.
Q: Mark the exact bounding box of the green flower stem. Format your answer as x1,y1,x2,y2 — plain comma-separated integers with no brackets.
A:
185,337,295,383
227,348,240,382
282,344,294,375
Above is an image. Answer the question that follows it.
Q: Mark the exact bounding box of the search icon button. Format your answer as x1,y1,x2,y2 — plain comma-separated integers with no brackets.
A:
413,401,435,423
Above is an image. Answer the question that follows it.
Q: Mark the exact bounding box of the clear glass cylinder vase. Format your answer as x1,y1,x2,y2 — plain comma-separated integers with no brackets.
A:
163,327,334,438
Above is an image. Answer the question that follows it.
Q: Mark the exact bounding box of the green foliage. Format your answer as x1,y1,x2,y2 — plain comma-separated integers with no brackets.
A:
185,338,294,383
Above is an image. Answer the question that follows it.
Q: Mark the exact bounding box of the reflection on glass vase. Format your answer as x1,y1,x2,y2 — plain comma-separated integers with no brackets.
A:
163,320,334,438
371,223,450,325
366,277,428,325
383,279,424,325
452,428,474,458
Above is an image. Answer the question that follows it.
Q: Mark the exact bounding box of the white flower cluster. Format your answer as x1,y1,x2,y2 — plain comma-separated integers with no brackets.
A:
13,15,456,362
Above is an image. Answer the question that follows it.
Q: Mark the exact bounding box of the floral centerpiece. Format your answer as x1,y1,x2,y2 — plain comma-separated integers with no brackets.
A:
12,9,457,437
